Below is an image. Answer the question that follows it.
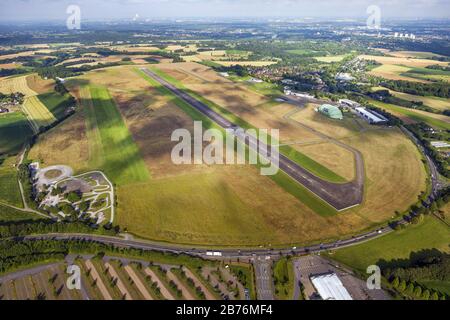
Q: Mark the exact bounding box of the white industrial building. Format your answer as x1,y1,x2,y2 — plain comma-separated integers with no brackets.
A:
310,273,353,300
339,99,360,109
431,141,450,148
355,107,388,124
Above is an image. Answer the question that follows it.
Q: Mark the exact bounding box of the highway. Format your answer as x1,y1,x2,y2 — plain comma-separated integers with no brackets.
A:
140,68,364,211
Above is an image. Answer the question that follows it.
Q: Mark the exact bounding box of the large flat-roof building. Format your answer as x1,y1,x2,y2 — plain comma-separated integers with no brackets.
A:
318,104,343,120
355,107,388,124
310,273,353,300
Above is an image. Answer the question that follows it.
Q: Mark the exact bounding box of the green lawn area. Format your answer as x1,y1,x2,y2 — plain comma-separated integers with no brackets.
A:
401,66,450,82
327,216,450,273
83,85,150,185
286,49,327,56
370,99,450,130
0,203,43,222
0,157,22,207
273,257,295,300
417,280,450,296
229,264,256,300
0,112,33,155
37,91,74,120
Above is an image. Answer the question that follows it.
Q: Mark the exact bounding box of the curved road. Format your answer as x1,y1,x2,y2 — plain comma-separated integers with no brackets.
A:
140,68,364,211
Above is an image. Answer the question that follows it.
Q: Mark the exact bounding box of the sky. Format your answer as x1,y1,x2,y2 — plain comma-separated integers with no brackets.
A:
1,0,449,21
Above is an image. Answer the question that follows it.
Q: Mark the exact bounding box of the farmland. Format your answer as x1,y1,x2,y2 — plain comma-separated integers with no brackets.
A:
0,157,22,207
0,74,63,133
315,55,348,63
0,112,33,155
359,54,449,83
82,85,150,185
369,99,450,130
327,216,450,273
0,203,42,222
22,96,56,132
149,62,427,224
372,86,450,112
28,65,368,246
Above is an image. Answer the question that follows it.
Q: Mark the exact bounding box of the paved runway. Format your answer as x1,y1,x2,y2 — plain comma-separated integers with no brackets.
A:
140,68,364,211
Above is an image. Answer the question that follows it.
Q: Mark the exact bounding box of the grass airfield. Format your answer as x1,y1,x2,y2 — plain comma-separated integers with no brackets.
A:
20,62,428,247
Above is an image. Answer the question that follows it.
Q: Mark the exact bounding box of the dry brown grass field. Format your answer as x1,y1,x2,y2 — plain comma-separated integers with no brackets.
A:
26,74,54,94
0,75,37,96
388,51,446,59
359,54,449,83
28,64,427,246
154,63,427,223
28,110,90,173
343,129,427,222
294,142,355,181
359,55,448,68
0,63,19,69
368,64,428,82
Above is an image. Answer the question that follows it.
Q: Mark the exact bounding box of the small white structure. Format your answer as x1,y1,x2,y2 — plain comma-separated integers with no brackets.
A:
355,107,387,124
284,88,315,99
431,141,450,148
56,77,65,83
310,273,353,300
249,77,263,83
219,72,229,77
335,73,354,82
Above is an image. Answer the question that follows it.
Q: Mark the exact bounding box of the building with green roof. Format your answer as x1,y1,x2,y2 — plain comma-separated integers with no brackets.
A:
318,104,343,120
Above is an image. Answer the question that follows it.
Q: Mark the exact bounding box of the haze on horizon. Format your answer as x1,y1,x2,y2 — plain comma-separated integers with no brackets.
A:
1,0,450,22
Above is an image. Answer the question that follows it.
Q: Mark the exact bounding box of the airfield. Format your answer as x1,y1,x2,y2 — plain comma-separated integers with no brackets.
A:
1,60,422,247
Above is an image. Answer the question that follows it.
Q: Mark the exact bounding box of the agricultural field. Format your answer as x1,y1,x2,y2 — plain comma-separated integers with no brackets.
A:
0,203,42,222
37,92,75,120
214,61,277,67
0,112,34,155
327,216,450,273
389,51,446,59
359,54,449,83
27,110,89,173
0,75,37,96
314,55,348,63
372,86,450,112
22,96,56,132
0,156,22,207
0,74,64,133
27,63,427,247
151,62,427,224
369,99,450,130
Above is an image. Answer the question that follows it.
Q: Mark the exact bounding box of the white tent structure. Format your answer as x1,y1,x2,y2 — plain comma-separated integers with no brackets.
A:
310,273,353,300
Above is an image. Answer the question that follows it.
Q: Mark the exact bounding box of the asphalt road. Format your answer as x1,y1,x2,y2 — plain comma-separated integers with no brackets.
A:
140,68,363,211
253,258,274,300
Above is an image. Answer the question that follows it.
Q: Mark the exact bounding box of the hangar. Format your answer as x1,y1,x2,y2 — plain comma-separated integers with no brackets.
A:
318,104,343,120
310,273,353,300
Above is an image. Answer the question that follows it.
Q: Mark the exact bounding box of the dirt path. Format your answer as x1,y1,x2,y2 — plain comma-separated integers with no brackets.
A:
144,268,175,300
84,260,112,300
183,267,216,300
166,269,195,300
104,262,132,300
124,265,153,300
